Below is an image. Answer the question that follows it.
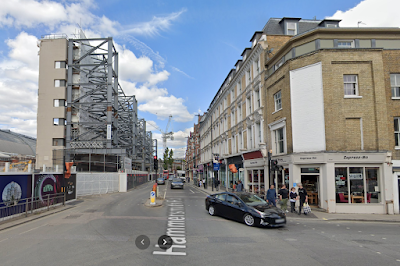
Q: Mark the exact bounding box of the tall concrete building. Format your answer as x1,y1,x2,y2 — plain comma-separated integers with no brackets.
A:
36,34,155,172
199,17,400,214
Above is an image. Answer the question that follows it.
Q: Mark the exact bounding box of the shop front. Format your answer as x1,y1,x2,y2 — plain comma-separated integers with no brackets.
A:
243,151,268,198
226,155,243,191
272,152,397,214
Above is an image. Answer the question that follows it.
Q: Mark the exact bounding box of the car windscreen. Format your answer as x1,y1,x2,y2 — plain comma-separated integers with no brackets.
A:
172,178,181,182
157,178,164,181
238,194,267,206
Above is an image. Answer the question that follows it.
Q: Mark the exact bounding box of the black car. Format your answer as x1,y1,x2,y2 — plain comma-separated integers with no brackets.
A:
170,178,184,189
205,192,286,227
156,177,165,185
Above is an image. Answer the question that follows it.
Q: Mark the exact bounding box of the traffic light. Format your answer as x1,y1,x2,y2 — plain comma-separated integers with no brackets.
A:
271,160,278,171
153,156,158,171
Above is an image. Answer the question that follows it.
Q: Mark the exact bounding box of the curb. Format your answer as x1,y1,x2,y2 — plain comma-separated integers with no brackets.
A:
319,218,400,223
0,205,75,232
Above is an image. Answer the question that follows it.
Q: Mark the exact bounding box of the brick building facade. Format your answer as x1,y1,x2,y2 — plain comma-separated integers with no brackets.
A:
198,17,399,214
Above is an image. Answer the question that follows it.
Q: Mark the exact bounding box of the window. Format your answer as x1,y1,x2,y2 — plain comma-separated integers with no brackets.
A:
54,79,66,87
238,105,242,121
55,61,66,69
395,117,400,147
390,74,400,98
248,127,253,149
255,89,260,109
53,118,66,126
274,91,282,111
256,122,261,144
239,132,243,150
52,138,65,146
287,22,297,35
231,89,235,102
246,69,251,86
237,80,242,95
53,99,66,107
231,110,235,126
274,58,284,70
326,24,338,28
232,135,236,154
343,75,358,96
246,96,252,116
254,58,260,76
335,167,381,204
274,127,285,154
338,40,355,48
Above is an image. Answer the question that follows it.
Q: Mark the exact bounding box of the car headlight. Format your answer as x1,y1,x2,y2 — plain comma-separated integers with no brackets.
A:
254,209,266,218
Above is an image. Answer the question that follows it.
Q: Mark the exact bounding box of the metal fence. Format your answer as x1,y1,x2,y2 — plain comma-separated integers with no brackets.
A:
76,173,119,196
0,192,66,219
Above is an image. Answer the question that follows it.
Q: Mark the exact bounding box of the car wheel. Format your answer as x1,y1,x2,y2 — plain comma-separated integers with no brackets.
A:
243,213,255,226
208,205,216,216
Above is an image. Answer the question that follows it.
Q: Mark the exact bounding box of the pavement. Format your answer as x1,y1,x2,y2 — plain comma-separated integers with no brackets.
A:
189,181,400,223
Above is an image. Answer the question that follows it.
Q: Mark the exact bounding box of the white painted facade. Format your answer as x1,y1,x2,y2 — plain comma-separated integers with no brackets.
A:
290,62,326,153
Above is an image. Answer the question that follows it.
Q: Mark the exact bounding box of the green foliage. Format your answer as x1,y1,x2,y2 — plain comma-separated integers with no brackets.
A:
163,147,174,170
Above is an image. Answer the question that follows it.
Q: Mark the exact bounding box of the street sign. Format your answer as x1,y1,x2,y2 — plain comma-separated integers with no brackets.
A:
213,163,220,171
150,191,156,205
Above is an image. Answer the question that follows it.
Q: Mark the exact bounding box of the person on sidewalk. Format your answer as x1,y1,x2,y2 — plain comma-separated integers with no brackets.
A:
236,180,244,192
203,179,206,189
266,185,276,207
199,179,202,188
289,187,297,213
297,183,308,215
278,184,289,213
214,178,219,191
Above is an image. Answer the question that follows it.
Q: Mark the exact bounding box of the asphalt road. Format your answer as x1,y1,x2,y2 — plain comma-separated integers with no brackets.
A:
0,181,399,266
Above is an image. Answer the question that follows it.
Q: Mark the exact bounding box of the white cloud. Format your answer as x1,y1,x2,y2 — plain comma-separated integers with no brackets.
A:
151,126,192,158
121,8,187,37
0,32,39,137
328,0,400,27
139,95,194,122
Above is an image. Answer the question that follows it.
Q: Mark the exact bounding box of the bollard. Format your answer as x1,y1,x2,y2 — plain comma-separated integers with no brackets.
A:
47,194,50,211
25,199,28,217
63,191,66,206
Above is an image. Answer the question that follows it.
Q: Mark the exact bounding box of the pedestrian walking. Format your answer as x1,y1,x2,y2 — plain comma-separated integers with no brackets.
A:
203,179,206,189
214,178,219,191
199,179,202,188
236,180,244,192
289,187,297,213
266,185,277,207
297,183,308,215
278,184,289,212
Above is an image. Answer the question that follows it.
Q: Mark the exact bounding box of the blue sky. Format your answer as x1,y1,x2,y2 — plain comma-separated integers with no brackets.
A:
0,0,398,157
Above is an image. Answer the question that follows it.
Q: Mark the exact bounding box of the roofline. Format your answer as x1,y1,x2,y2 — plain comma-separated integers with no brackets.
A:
265,27,400,67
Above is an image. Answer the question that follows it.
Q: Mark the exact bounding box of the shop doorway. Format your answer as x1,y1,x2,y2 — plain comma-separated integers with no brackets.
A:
300,167,320,206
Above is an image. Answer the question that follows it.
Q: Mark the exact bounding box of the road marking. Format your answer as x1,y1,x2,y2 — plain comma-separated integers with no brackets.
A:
19,224,47,235
164,189,167,199
0,238,8,243
382,238,386,240
377,252,381,254
396,259,400,262
358,231,362,233
189,189,195,194
322,218,328,220
346,227,350,230
371,234,375,236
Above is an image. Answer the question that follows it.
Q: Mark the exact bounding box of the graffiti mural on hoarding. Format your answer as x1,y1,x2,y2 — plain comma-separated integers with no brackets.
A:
34,174,63,206
0,175,31,207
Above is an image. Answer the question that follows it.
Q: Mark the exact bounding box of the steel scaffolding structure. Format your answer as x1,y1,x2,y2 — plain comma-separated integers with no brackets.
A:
64,37,154,171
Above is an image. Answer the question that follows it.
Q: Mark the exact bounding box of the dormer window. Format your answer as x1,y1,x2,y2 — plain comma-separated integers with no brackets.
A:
287,22,297,35
326,24,337,28
338,40,355,48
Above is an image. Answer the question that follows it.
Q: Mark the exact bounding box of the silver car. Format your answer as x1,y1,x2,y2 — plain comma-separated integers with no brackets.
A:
170,178,184,189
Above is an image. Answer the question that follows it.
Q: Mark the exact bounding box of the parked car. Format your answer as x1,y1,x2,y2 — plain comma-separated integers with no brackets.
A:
205,192,286,227
170,178,184,189
156,177,165,185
